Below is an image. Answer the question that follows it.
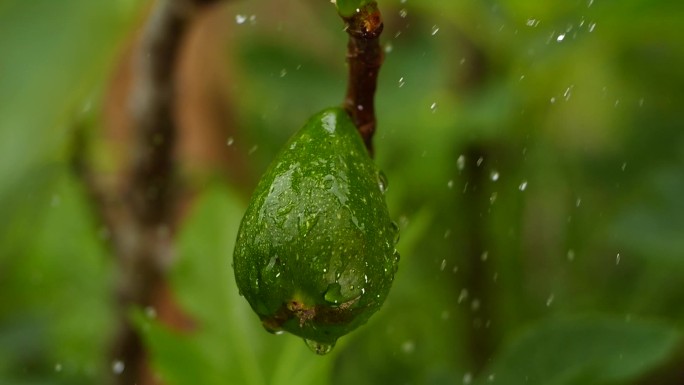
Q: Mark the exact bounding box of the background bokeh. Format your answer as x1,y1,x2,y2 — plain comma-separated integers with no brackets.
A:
1,0,683,384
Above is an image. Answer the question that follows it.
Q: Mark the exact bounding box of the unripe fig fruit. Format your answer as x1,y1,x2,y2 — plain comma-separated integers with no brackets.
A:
233,107,398,354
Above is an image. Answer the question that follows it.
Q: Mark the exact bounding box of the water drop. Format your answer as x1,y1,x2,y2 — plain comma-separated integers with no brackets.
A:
616,253,621,265
519,181,528,191
588,22,596,32
399,8,408,18
392,250,401,273
490,170,499,181
279,68,288,77
401,340,415,354
447,180,454,189
546,293,555,307
144,306,157,319
262,321,284,334
430,102,438,113
378,171,388,193
55,363,62,372
431,25,440,36
304,339,335,355
112,360,125,375
391,221,400,245
384,43,393,53
526,18,539,27
226,137,234,146
440,259,447,271
463,372,473,384
458,288,469,304
398,76,405,87
324,283,344,304
235,14,247,24
489,192,498,204
567,249,575,261
457,155,466,171
556,33,565,42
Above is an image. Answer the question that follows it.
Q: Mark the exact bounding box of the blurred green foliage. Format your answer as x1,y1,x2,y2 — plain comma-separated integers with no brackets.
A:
1,0,684,384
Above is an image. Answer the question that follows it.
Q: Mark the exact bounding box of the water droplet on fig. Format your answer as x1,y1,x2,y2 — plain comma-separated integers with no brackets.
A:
304,339,335,355
378,171,388,193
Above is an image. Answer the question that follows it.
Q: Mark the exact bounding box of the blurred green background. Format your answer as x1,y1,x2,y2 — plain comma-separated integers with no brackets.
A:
1,0,683,384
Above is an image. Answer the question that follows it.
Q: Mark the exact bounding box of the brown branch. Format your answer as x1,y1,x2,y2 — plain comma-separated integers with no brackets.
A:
340,2,384,156
73,0,224,384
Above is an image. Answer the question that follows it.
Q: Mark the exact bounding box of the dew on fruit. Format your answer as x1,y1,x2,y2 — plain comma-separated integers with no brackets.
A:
324,282,344,304
304,339,335,355
391,221,400,245
378,170,388,193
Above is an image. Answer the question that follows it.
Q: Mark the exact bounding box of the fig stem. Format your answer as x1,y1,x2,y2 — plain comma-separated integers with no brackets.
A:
340,2,384,156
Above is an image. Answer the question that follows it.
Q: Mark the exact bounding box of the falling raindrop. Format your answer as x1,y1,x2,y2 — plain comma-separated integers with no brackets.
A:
458,289,469,304
519,181,528,191
616,253,621,265
440,259,447,271
384,43,393,53
546,293,555,307
588,22,596,32
567,249,575,261
402,340,416,354
431,25,440,36
447,180,454,189
556,33,565,42
526,18,540,27
279,68,288,77
144,306,157,319
457,155,466,171
399,8,408,18
235,14,247,24
55,363,62,372
490,170,500,181
226,137,235,146
430,102,438,113
398,76,405,87
112,360,125,375
304,339,335,355
489,192,498,204
463,372,473,384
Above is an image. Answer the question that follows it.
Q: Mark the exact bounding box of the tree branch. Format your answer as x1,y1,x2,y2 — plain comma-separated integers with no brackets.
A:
340,2,384,156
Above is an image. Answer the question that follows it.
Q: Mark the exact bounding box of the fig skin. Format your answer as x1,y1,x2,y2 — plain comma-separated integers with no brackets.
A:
233,107,397,347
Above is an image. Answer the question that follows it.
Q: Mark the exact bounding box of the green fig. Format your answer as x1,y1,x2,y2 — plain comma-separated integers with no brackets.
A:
233,107,398,354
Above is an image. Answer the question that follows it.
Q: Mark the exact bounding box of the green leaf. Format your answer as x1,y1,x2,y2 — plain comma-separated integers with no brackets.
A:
476,316,681,385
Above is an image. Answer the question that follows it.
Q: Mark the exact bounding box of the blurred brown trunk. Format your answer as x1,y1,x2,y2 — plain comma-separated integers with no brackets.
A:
79,0,250,384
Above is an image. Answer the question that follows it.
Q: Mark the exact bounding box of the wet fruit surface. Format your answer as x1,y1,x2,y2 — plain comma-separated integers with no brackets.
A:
233,107,398,354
